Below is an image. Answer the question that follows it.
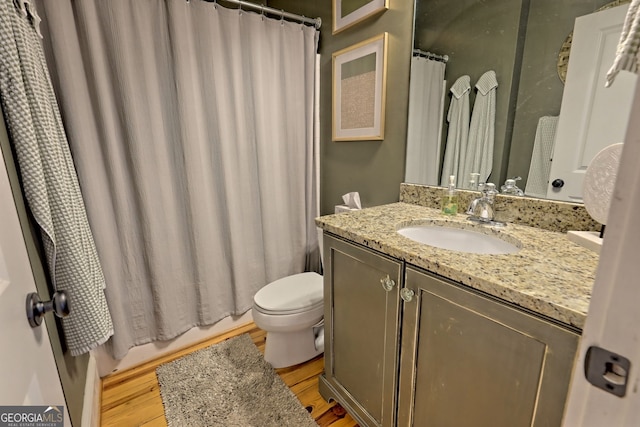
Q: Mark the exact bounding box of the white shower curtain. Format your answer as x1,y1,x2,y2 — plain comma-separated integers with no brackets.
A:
405,56,446,186
37,0,319,358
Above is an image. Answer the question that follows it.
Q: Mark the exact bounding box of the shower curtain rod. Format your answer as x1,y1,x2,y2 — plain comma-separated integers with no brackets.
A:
413,48,448,63
212,0,322,29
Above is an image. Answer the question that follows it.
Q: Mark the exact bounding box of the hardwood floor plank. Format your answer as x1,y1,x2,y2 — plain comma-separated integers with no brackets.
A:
292,377,337,420
278,355,325,387
329,417,360,427
100,322,358,427
140,415,168,427
101,385,164,426
249,327,267,345
101,371,158,411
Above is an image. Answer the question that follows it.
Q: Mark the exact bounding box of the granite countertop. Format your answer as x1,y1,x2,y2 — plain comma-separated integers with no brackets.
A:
316,202,600,330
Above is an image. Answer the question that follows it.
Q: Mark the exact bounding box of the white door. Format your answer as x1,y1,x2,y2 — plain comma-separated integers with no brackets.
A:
0,148,70,425
547,4,637,202
562,54,640,425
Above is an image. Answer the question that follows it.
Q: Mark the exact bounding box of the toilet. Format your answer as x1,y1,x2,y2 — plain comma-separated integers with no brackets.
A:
252,232,325,368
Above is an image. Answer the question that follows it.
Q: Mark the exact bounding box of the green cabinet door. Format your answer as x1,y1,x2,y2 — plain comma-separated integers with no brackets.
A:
398,267,579,427
319,234,403,427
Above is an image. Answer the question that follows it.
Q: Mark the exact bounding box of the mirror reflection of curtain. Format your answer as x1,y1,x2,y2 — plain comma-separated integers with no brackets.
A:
37,0,320,359
405,56,446,185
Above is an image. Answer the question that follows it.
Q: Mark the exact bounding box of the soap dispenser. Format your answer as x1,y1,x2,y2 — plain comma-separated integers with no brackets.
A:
442,175,459,215
468,172,481,191
501,177,524,196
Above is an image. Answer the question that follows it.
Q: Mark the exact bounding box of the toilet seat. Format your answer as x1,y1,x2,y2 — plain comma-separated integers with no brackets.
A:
253,272,323,315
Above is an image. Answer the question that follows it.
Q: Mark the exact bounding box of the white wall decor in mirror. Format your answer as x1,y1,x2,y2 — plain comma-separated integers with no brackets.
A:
332,0,388,34
332,33,388,141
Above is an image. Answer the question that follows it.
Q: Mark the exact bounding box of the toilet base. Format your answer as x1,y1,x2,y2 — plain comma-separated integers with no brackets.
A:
264,328,323,369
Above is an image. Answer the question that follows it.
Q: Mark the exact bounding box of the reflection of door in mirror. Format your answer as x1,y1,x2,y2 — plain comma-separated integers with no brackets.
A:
547,4,636,202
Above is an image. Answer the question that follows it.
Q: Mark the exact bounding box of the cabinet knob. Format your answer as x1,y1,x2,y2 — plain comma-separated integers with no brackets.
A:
551,178,564,188
380,275,396,292
400,288,415,302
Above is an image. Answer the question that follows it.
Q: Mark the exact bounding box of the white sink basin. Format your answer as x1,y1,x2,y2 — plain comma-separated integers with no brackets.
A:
397,224,520,255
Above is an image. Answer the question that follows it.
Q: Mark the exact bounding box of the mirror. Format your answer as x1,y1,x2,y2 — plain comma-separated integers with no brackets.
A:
406,0,626,198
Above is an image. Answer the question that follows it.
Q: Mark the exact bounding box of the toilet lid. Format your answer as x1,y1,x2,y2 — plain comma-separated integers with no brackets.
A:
254,272,323,313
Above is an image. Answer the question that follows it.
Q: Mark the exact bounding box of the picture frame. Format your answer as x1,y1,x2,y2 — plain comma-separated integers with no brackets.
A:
333,0,389,34
332,33,388,141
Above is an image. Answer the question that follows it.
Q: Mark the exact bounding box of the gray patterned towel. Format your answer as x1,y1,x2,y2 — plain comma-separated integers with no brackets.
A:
525,116,559,199
606,0,640,86
0,0,113,355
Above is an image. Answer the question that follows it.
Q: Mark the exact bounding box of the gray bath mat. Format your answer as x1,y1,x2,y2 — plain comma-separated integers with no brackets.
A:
156,333,317,426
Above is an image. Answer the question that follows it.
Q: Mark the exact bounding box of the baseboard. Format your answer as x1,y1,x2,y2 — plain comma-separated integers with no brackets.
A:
81,353,101,427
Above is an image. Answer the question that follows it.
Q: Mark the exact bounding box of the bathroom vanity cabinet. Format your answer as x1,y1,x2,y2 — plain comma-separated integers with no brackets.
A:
319,233,580,427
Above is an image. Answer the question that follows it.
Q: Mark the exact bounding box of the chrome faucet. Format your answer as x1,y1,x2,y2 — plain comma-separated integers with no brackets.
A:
467,183,501,224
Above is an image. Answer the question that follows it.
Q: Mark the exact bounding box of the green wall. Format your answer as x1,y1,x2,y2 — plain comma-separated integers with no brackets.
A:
268,0,415,214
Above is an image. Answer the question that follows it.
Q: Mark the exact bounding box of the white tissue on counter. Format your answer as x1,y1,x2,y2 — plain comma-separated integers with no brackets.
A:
335,191,362,214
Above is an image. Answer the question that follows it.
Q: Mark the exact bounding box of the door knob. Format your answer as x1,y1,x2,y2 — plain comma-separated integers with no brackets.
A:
400,288,415,302
380,275,396,292
26,291,70,327
551,178,565,188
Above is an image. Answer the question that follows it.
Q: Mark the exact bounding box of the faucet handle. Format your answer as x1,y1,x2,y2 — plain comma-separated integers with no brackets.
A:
501,177,524,196
483,183,497,195
482,183,498,206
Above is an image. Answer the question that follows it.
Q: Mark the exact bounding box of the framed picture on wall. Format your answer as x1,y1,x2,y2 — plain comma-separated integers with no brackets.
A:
333,0,389,34
332,33,388,141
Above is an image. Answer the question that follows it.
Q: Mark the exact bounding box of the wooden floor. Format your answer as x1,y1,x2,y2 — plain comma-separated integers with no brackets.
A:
100,322,358,426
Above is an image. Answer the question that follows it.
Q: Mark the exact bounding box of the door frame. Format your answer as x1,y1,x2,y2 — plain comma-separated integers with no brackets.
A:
562,70,640,424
